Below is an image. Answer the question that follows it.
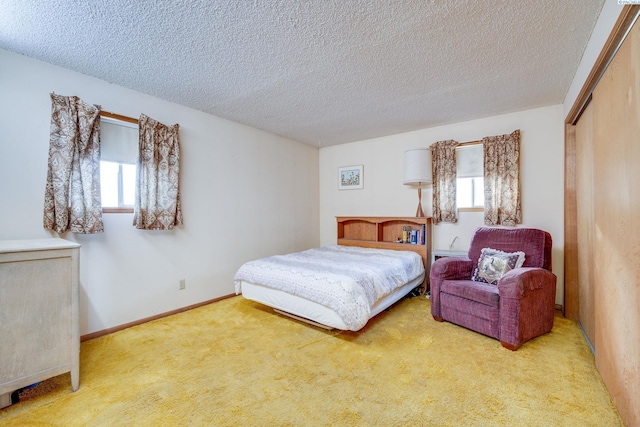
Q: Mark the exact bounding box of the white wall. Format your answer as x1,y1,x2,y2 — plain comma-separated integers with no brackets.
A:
0,49,319,335
319,105,565,304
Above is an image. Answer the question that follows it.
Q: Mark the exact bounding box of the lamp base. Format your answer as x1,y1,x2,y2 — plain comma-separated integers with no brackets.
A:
415,185,425,217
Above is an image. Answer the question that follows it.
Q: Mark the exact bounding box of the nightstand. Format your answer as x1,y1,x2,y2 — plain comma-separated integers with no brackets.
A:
426,250,468,300
432,249,468,264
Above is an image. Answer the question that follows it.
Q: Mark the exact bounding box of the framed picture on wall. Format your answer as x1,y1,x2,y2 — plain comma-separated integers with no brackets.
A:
338,165,364,190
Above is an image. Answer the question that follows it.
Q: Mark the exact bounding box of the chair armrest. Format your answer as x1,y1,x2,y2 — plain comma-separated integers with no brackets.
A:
430,257,473,281
497,267,557,299
429,258,473,319
497,267,557,350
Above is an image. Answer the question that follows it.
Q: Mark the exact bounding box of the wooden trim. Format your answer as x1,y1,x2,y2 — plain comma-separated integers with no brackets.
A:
100,110,139,125
565,5,640,125
573,94,593,124
563,123,579,320
103,207,134,214
336,216,429,225
80,294,235,342
458,207,483,213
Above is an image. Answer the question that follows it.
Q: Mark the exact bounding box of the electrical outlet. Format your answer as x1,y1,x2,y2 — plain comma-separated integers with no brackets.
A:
179,279,186,290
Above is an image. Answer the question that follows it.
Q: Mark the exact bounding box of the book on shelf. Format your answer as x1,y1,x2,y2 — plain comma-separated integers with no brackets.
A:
402,226,426,245
410,229,419,244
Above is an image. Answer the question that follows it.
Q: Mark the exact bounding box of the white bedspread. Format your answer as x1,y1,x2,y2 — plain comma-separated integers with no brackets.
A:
234,245,424,330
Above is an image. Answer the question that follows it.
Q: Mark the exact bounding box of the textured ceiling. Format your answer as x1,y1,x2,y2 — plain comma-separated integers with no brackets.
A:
0,0,604,147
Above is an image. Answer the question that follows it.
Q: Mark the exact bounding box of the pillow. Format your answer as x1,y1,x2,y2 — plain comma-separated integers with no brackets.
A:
472,248,525,285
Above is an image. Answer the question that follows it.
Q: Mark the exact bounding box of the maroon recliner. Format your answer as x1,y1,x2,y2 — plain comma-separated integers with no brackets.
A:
430,227,556,350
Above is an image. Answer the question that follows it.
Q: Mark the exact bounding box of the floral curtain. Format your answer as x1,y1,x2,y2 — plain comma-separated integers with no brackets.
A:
133,114,183,230
43,94,104,234
483,129,521,226
430,139,460,224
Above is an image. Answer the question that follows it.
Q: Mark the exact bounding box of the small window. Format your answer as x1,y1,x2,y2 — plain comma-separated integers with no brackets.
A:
456,144,484,209
100,161,136,207
457,176,484,208
100,118,138,211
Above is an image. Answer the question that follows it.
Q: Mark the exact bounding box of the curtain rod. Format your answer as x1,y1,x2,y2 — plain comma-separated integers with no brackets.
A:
458,139,482,147
100,110,139,124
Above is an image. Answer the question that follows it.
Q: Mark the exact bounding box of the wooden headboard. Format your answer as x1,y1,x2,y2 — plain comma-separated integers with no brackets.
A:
336,216,432,287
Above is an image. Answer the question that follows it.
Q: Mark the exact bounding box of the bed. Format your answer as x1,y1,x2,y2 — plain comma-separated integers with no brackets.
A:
234,217,432,331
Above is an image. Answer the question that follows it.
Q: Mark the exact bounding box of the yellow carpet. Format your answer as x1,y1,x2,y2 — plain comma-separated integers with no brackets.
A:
0,295,621,426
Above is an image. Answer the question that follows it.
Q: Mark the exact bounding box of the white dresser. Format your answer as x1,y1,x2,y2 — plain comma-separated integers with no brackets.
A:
0,238,80,408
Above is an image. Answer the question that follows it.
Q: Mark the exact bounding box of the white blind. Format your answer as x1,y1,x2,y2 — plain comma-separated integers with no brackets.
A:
100,119,138,165
456,144,483,178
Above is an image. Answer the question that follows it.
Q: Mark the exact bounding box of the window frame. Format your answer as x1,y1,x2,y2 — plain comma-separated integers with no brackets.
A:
103,206,134,214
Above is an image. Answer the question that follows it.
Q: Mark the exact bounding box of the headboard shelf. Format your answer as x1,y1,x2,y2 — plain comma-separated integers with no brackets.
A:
336,216,432,291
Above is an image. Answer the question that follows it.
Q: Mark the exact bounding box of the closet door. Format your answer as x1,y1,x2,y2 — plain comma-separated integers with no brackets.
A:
591,19,640,426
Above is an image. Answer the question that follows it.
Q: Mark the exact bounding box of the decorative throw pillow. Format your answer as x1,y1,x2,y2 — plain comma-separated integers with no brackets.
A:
472,248,526,285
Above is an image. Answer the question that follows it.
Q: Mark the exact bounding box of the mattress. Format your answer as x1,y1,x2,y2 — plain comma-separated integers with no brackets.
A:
234,245,425,330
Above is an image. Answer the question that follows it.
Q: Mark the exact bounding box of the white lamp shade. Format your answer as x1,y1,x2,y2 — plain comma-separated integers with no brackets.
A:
403,148,432,184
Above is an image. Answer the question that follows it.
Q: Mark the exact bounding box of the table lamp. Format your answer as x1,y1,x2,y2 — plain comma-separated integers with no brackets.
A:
403,148,432,217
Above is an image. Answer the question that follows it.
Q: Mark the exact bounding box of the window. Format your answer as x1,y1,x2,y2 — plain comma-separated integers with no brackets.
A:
456,144,484,209
99,117,138,212
100,161,136,207
457,176,484,208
